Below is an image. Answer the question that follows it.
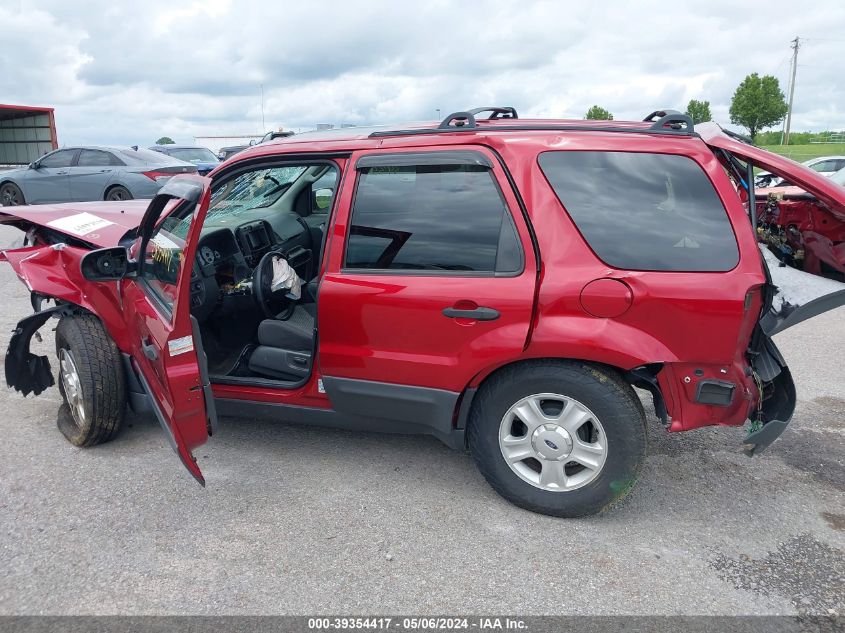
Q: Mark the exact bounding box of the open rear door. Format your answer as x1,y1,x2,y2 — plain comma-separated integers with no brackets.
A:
122,176,217,485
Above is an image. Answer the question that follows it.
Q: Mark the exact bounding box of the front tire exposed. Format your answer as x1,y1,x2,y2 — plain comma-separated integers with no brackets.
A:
467,361,647,517
55,314,126,447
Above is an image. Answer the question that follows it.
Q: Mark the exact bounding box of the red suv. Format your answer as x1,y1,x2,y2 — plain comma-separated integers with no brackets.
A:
3,107,845,517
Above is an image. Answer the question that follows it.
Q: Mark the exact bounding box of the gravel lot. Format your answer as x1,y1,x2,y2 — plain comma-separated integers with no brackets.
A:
0,223,842,616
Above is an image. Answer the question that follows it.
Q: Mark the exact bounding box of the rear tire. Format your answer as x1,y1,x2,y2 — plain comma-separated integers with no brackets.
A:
105,185,132,201
55,314,126,447
0,182,25,206
467,361,647,517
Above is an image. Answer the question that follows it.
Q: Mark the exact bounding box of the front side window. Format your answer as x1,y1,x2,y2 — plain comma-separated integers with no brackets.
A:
538,151,739,272
141,203,195,313
346,161,521,273
39,150,76,168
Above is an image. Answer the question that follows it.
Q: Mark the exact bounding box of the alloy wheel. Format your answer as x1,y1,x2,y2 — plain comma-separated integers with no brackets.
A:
1,185,21,206
498,393,607,491
59,348,86,426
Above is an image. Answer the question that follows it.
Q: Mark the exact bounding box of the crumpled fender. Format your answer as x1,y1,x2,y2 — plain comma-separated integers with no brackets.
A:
1,243,131,351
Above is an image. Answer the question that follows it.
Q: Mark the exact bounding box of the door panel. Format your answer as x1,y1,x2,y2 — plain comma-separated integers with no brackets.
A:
30,149,77,203
120,175,215,484
69,149,123,201
318,146,537,394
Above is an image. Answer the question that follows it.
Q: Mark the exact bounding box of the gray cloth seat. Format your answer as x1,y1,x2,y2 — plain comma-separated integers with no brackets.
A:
248,304,316,380
256,305,315,351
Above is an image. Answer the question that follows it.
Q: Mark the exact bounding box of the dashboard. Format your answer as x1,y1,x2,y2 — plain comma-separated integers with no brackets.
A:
188,214,313,322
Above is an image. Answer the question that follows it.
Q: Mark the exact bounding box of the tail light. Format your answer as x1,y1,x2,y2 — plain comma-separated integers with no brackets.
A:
142,171,175,182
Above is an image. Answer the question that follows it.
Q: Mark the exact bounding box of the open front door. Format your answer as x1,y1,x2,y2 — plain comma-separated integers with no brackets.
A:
122,176,217,485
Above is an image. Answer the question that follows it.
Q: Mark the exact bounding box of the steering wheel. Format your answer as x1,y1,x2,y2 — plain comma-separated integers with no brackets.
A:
252,250,295,319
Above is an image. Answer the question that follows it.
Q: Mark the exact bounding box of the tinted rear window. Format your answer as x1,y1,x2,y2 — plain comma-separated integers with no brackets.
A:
119,148,191,166
538,151,739,272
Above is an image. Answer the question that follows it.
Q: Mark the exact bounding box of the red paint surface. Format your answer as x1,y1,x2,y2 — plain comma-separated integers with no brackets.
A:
3,119,845,450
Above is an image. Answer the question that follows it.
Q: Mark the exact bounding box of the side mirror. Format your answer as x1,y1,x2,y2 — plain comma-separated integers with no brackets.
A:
80,246,135,281
313,188,333,211
248,139,257,146
29,161,39,170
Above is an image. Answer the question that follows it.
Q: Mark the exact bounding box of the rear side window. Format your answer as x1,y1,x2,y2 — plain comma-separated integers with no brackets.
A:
346,161,521,273
77,149,124,167
538,151,739,271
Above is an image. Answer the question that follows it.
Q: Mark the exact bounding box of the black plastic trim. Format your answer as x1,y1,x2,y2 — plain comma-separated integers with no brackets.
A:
214,397,466,450
131,356,179,454
467,107,518,120
694,379,735,407
356,150,492,170
455,387,477,430
190,315,217,436
321,376,459,437
120,353,152,414
4,305,65,396
370,123,700,139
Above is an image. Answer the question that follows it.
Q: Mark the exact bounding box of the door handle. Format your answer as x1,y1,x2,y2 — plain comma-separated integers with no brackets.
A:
56,171,68,175
442,306,500,321
141,338,159,361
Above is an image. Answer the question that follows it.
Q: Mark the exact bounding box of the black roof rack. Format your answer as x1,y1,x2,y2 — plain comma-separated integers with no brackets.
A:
368,106,698,139
467,106,518,119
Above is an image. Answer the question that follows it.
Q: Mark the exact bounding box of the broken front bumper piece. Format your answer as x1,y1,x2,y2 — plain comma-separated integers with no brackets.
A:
4,305,67,397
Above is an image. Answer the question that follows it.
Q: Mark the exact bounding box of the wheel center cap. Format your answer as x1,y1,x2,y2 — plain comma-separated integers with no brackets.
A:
531,424,573,461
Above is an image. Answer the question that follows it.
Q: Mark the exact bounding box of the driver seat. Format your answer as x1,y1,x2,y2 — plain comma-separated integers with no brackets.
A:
248,304,316,380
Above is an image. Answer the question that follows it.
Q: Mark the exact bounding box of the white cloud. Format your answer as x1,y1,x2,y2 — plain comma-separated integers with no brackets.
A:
1,0,843,148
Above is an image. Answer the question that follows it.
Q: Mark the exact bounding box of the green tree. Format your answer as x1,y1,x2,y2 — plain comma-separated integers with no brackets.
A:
729,73,788,142
156,136,175,145
585,105,613,120
685,99,712,124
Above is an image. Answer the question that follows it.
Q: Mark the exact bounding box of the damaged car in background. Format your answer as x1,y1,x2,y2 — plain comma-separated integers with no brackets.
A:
1,110,844,518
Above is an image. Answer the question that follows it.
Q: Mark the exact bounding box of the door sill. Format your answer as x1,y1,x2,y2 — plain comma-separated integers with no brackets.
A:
210,373,308,390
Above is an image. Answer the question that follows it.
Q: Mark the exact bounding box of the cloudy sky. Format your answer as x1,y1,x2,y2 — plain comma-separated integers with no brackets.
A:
2,0,844,149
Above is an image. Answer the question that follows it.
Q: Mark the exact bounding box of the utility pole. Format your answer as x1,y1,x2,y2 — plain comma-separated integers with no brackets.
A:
260,84,266,132
781,36,800,146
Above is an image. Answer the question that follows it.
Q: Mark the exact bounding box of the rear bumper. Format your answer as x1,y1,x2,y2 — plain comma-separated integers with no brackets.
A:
743,334,796,456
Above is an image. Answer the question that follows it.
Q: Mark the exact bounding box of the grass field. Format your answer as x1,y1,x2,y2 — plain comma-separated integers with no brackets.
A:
759,143,845,162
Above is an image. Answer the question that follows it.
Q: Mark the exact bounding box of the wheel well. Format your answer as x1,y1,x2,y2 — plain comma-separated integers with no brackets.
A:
103,183,128,199
455,358,665,433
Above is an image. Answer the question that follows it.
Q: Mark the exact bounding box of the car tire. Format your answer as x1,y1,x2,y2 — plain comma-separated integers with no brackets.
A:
0,182,25,206
55,314,126,447
467,360,647,517
105,185,133,201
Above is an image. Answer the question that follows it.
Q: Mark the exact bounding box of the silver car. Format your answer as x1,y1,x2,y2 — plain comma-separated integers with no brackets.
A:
0,146,197,206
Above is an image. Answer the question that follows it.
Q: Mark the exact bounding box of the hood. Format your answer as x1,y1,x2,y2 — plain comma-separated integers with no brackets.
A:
0,199,149,248
698,122,845,221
